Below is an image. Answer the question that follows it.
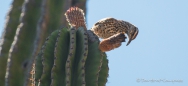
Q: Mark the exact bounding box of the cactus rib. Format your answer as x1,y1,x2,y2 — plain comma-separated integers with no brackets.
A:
65,27,77,86
98,53,109,86
72,27,88,86
34,35,54,85
85,36,103,86
39,30,59,86
50,28,70,86
34,50,43,86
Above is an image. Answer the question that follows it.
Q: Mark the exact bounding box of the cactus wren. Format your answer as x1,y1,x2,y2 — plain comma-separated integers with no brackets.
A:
91,17,138,46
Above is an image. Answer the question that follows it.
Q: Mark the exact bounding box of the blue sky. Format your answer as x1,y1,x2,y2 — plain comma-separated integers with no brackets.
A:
1,0,188,86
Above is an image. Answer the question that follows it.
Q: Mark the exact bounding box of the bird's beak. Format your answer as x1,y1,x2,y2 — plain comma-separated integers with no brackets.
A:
126,27,139,46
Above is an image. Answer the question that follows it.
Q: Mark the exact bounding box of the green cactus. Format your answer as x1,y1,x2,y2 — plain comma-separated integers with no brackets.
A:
0,0,87,86
0,0,133,85
4,0,43,86
33,27,109,86
0,0,25,85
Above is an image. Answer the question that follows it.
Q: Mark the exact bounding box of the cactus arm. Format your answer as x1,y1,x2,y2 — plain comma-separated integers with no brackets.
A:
98,53,109,86
50,28,70,86
39,30,59,86
5,0,42,86
72,27,88,86
65,27,77,86
85,36,103,86
0,0,24,85
43,0,65,36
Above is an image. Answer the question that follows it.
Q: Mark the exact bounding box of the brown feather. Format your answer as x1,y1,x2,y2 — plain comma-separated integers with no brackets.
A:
99,33,126,52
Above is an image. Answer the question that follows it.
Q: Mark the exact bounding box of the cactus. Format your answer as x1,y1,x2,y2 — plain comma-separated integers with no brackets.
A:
0,0,25,85
0,0,138,85
33,27,109,86
33,7,110,86
0,0,87,86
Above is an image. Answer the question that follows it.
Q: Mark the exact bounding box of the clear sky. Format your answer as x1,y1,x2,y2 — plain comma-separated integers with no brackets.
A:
1,0,188,86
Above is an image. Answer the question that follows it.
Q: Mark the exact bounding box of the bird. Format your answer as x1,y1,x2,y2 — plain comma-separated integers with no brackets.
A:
91,17,138,46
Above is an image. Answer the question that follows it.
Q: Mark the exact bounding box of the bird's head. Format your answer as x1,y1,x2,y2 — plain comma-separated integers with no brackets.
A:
126,26,139,46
